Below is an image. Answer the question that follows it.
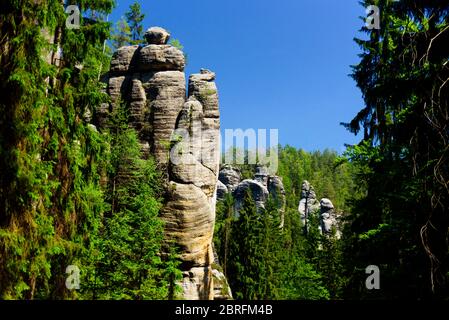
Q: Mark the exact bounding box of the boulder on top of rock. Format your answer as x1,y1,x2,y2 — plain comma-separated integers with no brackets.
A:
145,26,170,44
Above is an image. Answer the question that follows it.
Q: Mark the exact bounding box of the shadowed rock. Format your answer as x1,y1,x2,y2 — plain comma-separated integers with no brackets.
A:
319,198,341,238
233,179,269,214
138,45,185,71
216,180,228,200
268,175,286,227
218,165,241,193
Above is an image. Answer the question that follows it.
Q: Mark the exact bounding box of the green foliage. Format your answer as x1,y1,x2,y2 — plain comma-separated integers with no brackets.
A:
278,146,357,212
341,1,449,299
83,105,164,299
111,18,132,50
169,39,183,51
169,38,188,65
227,191,263,300
125,1,145,45
0,1,180,300
0,0,113,299
215,190,331,300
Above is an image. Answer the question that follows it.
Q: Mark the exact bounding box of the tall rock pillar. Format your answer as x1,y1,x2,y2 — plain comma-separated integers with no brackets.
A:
99,27,226,300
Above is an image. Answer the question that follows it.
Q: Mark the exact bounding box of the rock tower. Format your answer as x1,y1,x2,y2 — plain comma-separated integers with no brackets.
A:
97,27,229,300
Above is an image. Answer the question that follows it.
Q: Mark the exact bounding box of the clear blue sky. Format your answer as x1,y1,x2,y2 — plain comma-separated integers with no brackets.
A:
111,0,365,152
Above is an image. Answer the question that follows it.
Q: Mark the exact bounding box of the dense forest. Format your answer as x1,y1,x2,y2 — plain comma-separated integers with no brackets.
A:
1,0,449,300
214,147,352,299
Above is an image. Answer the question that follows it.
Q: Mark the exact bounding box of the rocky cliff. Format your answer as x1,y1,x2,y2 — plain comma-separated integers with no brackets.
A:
97,27,230,300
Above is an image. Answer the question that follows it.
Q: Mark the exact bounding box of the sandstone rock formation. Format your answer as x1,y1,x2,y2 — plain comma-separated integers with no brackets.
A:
268,175,286,227
217,165,286,224
212,268,234,300
298,180,341,237
254,165,269,187
218,165,241,194
233,179,269,213
98,27,230,300
298,180,320,229
320,198,341,238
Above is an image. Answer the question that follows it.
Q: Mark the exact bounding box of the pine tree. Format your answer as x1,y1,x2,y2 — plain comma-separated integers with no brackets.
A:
80,104,181,300
215,193,234,277
125,1,145,45
111,18,132,50
0,0,114,299
228,191,263,299
342,1,449,298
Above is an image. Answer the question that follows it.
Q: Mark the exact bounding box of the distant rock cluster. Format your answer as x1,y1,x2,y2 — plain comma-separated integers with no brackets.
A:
217,165,286,227
298,180,341,238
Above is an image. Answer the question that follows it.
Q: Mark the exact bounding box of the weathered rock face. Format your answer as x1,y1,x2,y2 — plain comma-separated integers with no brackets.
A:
319,198,341,238
218,165,241,193
298,180,320,229
233,179,269,213
254,165,269,187
298,180,341,237
145,26,171,45
99,26,229,300
268,175,286,227
211,244,233,300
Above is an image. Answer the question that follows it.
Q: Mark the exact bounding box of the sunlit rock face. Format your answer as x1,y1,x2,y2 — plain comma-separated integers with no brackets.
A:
268,175,286,228
298,180,320,229
298,180,341,237
99,26,229,300
319,198,341,238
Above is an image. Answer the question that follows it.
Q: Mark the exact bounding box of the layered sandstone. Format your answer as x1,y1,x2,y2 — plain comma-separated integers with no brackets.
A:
98,27,229,300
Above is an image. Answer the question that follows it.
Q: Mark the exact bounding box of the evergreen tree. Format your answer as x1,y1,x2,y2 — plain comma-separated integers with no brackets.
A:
81,104,180,300
342,1,449,298
227,191,263,299
215,193,234,277
0,0,114,299
111,18,132,50
125,1,145,45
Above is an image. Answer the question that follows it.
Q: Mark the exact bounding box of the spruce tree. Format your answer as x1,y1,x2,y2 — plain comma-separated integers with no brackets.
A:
111,18,132,50
228,190,263,300
0,0,114,299
125,1,145,45
342,0,449,299
83,104,179,300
